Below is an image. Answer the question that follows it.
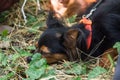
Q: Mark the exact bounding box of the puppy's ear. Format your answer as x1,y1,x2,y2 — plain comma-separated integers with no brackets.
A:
65,29,79,40
63,29,79,48
46,12,66,28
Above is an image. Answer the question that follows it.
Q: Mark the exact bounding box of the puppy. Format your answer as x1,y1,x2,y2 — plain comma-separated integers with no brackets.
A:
35,12,69,63
32,0,120,64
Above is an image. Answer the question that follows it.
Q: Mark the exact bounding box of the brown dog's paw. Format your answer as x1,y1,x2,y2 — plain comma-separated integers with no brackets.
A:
99,48,118,69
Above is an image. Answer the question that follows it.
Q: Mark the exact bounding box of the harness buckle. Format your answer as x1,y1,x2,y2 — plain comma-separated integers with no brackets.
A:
83,8,96,19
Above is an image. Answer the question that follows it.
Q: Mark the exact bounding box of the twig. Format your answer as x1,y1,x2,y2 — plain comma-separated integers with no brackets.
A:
40,76,58,80
21,0,27,24
36,0,41,10
7,64,23,79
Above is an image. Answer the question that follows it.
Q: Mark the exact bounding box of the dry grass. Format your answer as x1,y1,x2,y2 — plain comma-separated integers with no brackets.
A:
0,0,114,80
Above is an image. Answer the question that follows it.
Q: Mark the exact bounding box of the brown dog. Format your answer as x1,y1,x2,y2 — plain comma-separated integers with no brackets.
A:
48,0,97,18
0,0,19,12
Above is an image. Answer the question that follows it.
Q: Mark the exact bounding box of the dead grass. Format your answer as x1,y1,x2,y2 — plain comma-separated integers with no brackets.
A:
0,0,114,80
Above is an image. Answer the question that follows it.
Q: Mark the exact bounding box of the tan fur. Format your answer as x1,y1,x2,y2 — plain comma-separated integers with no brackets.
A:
49,0,97,18
39,45,67,64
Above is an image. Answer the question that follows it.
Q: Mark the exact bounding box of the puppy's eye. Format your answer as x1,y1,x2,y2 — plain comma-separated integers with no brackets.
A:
40,50,51,56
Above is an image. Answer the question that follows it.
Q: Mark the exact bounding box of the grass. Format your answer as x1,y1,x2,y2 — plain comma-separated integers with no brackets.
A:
0,0,116,80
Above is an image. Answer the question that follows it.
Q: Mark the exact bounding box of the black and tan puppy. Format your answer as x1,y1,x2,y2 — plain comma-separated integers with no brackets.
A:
31,0,120,64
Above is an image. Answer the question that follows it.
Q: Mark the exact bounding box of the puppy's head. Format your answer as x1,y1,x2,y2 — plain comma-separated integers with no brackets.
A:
35,28,80,64
36,28,67,64
48,0,97,18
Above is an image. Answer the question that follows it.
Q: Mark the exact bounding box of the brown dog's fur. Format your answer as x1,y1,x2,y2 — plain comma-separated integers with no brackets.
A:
47,0,97,18
99,48,118,68
0,0,19,12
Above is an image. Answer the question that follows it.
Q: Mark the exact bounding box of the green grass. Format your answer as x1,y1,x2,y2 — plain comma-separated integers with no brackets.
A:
0,0,118,80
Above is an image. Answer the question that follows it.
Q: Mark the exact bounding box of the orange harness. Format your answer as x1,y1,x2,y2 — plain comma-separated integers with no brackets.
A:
80,17,92,49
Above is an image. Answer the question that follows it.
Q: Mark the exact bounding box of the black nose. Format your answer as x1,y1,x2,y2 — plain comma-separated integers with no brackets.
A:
26,48,40,63
26,56,32,63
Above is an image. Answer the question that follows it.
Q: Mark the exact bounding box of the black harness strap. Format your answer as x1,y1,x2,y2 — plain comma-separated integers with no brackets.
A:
83,0,103,19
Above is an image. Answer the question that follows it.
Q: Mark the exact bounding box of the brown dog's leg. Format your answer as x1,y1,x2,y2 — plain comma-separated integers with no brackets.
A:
99,48,118,69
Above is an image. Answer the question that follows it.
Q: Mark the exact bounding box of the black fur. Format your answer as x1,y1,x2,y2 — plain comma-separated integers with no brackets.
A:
37,0,120,61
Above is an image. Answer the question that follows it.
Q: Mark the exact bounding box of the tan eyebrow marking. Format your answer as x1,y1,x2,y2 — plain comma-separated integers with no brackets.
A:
40,45,50,53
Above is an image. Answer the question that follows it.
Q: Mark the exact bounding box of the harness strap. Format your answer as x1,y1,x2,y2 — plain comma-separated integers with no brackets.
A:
79,0,103,49
80,17,92,49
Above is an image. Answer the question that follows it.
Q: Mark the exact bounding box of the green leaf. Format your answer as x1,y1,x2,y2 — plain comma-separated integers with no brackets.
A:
22,78,33,80
34,58,47,68
26,46,36,50
12,54,21,61
31,19,45,28
0,11,9,23
0,53,4,62
42,68,56,78
0,53,8,66
12,50,32,61
1,30,9,37
6,72,14,79
18,48,32,55
67,15,76,23
25,53,55,80
88,66,107,80
65,64,86,75
25,53,48,79
25,65,46,79
63,61,74,67
0,76,7,80
113,42,120,53
19,50,32,57
26,14,37,26
31,53,41,61
73,77,81,80
15,48,32,57
46,69,56,76
30,58,47,69
28,28,38,33
0,72,14,80
2,56,7,66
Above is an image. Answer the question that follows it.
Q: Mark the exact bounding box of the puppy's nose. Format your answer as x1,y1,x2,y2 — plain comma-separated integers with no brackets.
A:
26,56,32,63
26,49,40,63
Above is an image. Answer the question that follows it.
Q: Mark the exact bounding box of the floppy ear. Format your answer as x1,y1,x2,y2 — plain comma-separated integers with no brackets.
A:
63,29,80,61
63,29,79,48
65,29,79,39
46,12,66,28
